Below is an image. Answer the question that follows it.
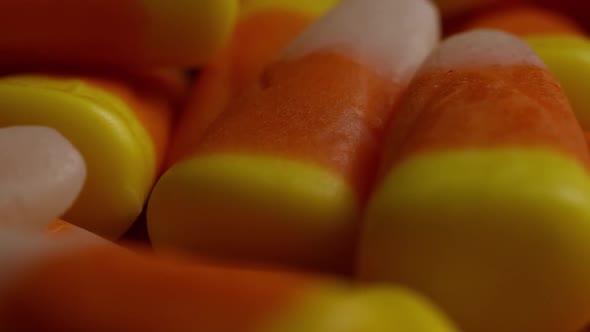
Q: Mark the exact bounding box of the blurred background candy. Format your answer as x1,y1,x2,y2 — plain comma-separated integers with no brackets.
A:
0,0,238,69
461,4,585,35
0,229,460,332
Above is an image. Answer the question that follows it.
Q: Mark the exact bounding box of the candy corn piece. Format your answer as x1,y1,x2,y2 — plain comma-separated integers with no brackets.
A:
167,0,339,165
462,5,585,36
526,36,590,131
0,230,458,332
148,0,440,272
0,0,238,68
0,126,85,230
358,30,590,332
0,72,183,239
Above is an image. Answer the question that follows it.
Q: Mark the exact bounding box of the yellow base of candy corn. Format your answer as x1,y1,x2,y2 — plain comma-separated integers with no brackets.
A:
0,75,157,239
263,286,459,332
147,153,359,271
527,35,590,131
359,148,590,332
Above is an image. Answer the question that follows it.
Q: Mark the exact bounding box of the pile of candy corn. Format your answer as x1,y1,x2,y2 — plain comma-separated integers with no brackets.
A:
2,0,590,331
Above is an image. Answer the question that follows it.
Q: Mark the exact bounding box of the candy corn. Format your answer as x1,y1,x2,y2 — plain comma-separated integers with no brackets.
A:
166,0,339,165
0,126,85,230
358,30,590,332
0,72,183,239
0,230,459,332
148,0,440,272
0,0,238,68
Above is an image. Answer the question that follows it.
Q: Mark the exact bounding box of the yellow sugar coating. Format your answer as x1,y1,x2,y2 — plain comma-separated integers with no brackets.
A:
147,153,358,272
527,35,590,131
359,148,590,332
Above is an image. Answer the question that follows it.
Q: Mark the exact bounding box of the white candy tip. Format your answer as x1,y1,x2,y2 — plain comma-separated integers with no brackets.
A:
0,126,86,230
281,0,441,84
421,29,546,71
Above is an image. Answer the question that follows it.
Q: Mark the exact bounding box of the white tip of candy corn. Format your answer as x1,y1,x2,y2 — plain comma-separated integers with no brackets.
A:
0,126,86,230
421,29,546,70
281,0,441,84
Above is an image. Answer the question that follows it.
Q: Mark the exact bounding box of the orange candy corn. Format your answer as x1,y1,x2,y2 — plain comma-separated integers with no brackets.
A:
166,0,339,165
380,30,589,170
0,231,459,332
359,30,590,332
148,0,441,272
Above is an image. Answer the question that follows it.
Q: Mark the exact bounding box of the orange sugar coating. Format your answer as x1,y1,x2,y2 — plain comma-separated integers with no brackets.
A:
167,10,312,165
196,52,402,196
463,5,585,36
230,10,313,92
3,247,313,332
0,0,145,68
383,65,589,171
